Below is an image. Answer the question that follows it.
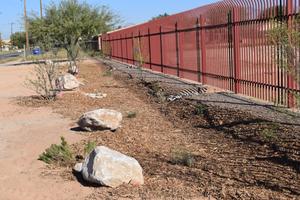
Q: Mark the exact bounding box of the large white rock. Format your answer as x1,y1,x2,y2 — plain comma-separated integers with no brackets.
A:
77,109,122,131
56,74,80,90
82,146,144,188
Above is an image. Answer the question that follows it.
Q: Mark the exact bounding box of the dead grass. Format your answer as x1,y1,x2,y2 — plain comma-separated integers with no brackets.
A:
17,59,300,200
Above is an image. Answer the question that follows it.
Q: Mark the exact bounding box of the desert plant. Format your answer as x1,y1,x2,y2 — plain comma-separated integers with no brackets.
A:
126,111,137,118
25,59,59,100
194,104,208,116
84,141,97,156
133,37,150,81
260,123,279,141
38,137,73,165
268,16,300,106
103,70,112,77
171,148,195,167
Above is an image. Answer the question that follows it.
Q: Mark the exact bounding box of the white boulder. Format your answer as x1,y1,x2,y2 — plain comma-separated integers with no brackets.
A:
56,74,80,90
77,109,122,131
82,146,144,188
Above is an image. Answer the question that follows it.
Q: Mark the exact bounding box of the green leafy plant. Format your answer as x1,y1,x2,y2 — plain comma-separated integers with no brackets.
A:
28,0,120,74
84,141,97,155
38,137,73,165
194,104,208,116
170,148,195,167
260,123,279,141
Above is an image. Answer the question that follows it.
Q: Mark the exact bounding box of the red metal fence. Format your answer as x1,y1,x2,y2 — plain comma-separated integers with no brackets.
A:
101,0,300,108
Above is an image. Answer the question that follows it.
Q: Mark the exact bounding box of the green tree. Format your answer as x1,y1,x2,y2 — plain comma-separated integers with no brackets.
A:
151,13,169,21
10,32,27,49
28,0,119,73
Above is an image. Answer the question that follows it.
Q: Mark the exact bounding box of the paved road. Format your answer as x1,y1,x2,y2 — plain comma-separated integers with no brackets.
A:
0,52,23,60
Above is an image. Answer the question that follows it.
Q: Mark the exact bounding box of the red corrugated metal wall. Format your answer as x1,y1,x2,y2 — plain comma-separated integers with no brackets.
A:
101,0,300,108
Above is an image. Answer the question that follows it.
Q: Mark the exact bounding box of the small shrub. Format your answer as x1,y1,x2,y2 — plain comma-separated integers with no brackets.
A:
38,137,73,165
84,141,97,155
171,148,195,167
194,104,208,116
260,123,279,141
103,70,112,77
126,111,137,118
26,59,59,100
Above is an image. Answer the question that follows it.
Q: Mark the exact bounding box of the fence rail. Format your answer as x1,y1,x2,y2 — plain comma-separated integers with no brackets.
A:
100,0,300,108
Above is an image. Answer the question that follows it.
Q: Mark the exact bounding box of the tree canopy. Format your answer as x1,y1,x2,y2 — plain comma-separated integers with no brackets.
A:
10,32,27,49
151,13,169,21
28,0,119,65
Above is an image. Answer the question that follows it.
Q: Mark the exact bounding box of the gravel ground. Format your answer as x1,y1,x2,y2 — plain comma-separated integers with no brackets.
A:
100,58,300,126
18,58,299,199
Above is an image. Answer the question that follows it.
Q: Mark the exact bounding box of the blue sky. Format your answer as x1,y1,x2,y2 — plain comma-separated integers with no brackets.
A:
0,0,218,39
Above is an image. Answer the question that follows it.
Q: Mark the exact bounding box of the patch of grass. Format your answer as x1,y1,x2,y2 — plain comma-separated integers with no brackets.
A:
84,141,97,156
260,122,279,141
261,129,277,141
38,137,73,165
194,104,208,116
170,148,195,167
126,111,137,118
103,70,112,77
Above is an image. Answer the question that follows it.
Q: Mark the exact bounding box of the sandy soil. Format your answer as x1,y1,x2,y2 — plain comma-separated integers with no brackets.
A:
0,65,93,200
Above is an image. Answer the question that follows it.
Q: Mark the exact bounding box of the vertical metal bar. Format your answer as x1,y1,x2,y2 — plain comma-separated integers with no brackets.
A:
200,15,207,84
138,30,141,67
159,26,164,72
132,32,134,64
125,34,128,63
233,8,241,94
175,22,180,77
148,28,152,69
228,10,234,92
120,34,123,62
196,17,201,83
287,0,295,107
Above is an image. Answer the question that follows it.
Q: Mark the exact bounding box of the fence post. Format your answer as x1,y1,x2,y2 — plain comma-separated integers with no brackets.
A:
148,28,152,69
200,15,207,84
175,22,180,77
196,17,201,83
125,34,128,63
233,8,241,94
287,0,295,108
132,32,134,65
138,30,142,67
159,26,164,72
120,34,123,62
228,11,234,92
109,35,112,58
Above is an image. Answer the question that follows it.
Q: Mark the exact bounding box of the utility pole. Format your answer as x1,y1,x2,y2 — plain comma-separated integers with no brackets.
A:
24,0,29,52
40,0,43,18
0,32,2,51
11,23,14,37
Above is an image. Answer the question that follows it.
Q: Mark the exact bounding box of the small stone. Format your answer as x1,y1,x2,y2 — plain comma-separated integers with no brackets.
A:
73,163,83,173
84,93,107,99
77,109,122,131
55,74,80,90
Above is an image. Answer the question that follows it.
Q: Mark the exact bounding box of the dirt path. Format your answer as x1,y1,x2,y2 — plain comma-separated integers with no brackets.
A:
0,65,93,200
